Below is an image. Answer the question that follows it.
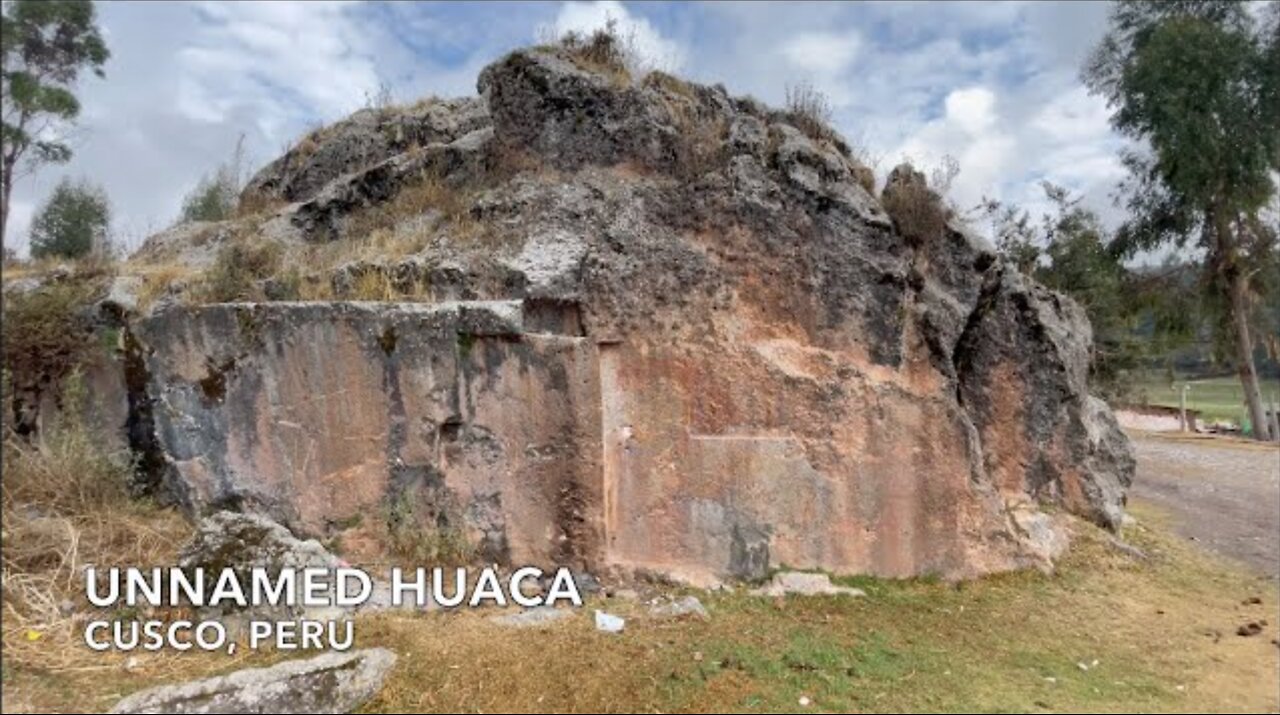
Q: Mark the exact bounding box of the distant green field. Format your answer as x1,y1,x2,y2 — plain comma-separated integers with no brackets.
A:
1131,373,1280,426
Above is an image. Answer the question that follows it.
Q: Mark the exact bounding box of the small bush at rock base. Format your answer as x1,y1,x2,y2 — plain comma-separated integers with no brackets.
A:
2,279,104,430
195,239,284,302
383,491,476,567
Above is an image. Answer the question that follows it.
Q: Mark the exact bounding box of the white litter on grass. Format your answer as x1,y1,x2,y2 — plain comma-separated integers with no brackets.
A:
594,610,625,633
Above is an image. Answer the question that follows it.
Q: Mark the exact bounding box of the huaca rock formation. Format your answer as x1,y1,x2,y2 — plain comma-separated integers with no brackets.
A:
5,37,1134,584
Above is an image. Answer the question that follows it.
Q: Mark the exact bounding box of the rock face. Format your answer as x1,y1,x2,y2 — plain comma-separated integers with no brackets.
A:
178,511,344,622
140,301,601,569
243,98,490,205
26,42,1134,583
108,648,396,714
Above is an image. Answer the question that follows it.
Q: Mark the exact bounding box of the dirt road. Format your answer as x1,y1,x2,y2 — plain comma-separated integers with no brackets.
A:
1129,432,1280,579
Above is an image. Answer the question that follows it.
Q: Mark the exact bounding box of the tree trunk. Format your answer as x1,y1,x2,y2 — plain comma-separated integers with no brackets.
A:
0,157,11,247
1226,259,1271,441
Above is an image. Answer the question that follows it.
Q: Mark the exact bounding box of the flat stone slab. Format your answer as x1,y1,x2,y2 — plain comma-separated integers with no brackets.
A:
649,595,709,620
749,571,866,598
489,606,575,628
108,648,396,714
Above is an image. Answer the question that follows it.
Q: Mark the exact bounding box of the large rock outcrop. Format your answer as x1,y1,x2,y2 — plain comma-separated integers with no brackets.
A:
16,42,1135,583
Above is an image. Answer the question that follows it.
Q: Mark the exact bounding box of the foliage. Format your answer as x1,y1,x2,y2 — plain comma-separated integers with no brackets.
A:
27,176,109,259
551,18,637,85
1085,2,1277,254
1,279,100,405
196,239,283,303
383,490,475,567
1036,184,1147,395
975,182,1157,397
1083,0,1279,434
881,163,950,246
975,197,1038,275
3,370,129,508
0,0,109,240
783,81,835,141
179,134,248,223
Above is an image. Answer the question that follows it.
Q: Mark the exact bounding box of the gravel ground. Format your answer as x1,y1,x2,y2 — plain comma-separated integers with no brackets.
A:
1129,432,1280,580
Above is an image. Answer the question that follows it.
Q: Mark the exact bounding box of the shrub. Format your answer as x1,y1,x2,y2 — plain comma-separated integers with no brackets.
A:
550,19,642,85
2,280,100,413
196,239,283,303
29,177,111,260
180,135,248,223
852,165,876,195
180,167,239,223
881,163,950,246
363,80,396,116
3,371,129,510
384,491,475,567
784,81,838,144
350,269,396,301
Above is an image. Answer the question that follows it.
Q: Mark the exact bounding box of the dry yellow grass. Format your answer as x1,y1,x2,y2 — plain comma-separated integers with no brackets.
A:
126,262,197,310
1,258,67,281
343,171,477,245
1,377,192,711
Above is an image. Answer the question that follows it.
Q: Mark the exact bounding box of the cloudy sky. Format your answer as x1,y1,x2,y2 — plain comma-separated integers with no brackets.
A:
6,0,1128,257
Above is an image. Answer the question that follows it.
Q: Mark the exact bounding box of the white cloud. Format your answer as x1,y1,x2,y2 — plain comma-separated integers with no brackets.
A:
779,30,861,75
1030,86,1112,143
945,87,997,134
774,30,863,108
4,1,389,253
177,1,384,146
545,0,686,72
894,86,1015,210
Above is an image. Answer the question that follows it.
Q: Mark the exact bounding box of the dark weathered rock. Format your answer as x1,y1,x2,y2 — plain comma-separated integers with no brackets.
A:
243,97,489,205
287,126,494,243
133,221,241,269
957,268,1135,529
478,49,681,171
108,648,396,714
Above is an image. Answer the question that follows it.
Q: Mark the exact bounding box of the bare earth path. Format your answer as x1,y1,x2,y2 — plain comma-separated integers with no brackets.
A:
1129,431,1280,580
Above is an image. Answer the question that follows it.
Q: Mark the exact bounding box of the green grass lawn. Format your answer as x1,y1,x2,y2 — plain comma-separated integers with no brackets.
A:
1131,373,1280,426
